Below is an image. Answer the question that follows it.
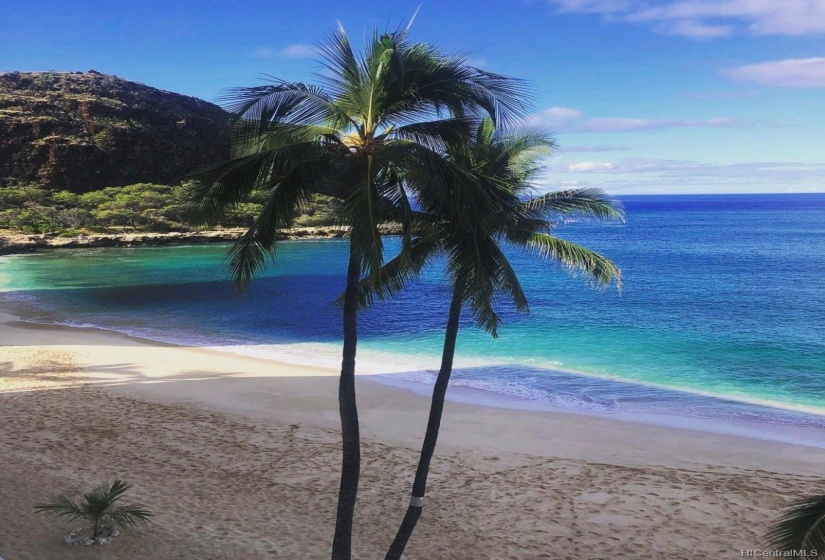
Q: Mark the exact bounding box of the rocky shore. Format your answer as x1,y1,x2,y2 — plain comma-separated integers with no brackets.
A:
0,227,351,255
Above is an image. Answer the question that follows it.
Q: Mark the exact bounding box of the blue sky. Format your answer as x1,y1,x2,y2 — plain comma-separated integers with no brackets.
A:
2,0,823,194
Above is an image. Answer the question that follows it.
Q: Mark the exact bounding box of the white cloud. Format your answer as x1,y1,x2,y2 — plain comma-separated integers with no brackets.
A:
547,0,825,38
530,106,583,127
249,44,319,59
567,161,618,172
528,106,741,133
281,44,320,58
552,0,635,14
724,57,825,88
659,19,734,38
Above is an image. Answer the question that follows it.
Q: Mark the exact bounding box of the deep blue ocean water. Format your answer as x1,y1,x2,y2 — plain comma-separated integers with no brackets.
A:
2,194,825,441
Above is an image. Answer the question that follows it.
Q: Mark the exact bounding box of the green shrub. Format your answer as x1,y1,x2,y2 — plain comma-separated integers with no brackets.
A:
0,183,339,234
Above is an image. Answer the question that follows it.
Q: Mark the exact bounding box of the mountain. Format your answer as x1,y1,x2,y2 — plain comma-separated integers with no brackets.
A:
0,71,229,192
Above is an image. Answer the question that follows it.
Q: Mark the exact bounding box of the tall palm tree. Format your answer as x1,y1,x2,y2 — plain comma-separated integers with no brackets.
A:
361,120,623,559
186,24,528,560
765,495,825,555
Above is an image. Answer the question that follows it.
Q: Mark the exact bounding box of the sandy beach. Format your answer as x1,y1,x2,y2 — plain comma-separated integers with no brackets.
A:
1,311,824,559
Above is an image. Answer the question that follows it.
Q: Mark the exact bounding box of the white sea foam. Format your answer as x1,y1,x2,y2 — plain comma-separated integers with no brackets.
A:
0,292,37,302
5,303,825,447
217,340,825,433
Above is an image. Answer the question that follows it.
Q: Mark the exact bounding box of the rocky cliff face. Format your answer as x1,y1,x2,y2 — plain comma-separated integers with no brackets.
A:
0,71,229,192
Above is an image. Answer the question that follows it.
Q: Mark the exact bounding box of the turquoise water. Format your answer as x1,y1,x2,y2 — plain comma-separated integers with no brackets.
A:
2,194,825,437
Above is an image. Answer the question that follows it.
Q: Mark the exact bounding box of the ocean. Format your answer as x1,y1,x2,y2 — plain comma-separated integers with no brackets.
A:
2,193,825,445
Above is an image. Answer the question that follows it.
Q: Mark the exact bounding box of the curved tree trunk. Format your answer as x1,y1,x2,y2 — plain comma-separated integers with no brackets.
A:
384,285,463,560
331,246,362,560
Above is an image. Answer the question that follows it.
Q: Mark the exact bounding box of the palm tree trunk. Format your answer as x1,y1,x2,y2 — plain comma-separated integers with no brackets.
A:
331,245,362,560
384,285,463,560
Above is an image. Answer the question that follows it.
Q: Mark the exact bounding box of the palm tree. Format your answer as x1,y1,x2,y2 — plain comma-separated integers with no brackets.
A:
34,479,152,540
186,23,528,560
765,495,825,555
361,120,623,559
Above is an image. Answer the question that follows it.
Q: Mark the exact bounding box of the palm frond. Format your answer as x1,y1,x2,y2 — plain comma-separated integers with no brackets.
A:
765,495,825,554
488,128,556,183
524,233,621,290
374,171,412,226
460,68,534,128
83,479,127,514
356,230,442,308
226,223,273,293
184,138,332,226
361,39,532,129
487,241,529,313
446,234,502,336
104,479,131,501
524,187,625,222
345,209,384,279
392,117,477,153
184,153,273,224
107,504,153,528
219,81,337,131
226,164,317,290
34,494,85,522
317,23,362,91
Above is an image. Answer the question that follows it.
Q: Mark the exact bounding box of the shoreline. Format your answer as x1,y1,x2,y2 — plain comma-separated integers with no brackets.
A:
3,308,825,465
3,308,825,558
5,307,825,450
0,226,351,255
368,374,825,450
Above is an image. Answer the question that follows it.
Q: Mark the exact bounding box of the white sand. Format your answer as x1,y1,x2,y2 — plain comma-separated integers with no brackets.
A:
1,311,824,559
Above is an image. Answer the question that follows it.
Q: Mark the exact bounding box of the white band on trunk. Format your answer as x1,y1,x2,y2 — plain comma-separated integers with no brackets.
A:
409,496,425,507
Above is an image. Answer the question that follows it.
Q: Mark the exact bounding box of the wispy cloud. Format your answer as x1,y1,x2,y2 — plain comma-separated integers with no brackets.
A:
528,106,741,133
554,157,825,179
563,144,632,152
540,157,825,193
567,161,618,172
547,0,825,38
660,18,734,39
538,107,583,122
723,57,825,88
686,90,760,99
249,44,319,59
575,116,738,132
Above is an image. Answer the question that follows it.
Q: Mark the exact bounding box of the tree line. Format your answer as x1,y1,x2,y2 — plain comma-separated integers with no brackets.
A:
0,183,339,235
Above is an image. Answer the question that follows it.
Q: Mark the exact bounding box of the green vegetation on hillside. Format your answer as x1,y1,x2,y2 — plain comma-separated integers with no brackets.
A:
0,184,339,235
